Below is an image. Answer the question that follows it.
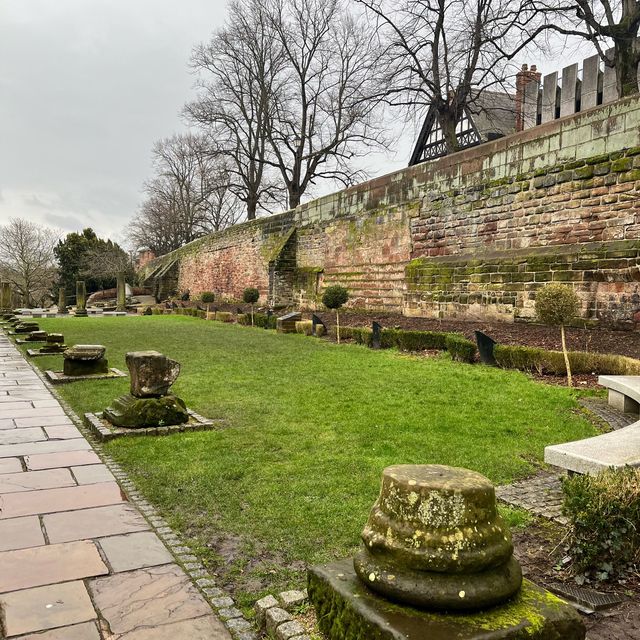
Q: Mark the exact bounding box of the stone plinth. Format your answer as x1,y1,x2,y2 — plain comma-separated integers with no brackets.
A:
309,559,585,640
126,351,180,397
63,345,108,376
14,323,39,334
26,331,48,342
354,465,521,610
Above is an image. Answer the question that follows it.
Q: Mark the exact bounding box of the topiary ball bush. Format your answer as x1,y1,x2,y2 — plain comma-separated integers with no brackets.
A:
535,283,580,326
243,287,259,305
322,285,349,310
201,291,215,304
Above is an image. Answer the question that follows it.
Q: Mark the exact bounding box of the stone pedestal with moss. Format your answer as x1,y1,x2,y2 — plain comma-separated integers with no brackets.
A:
103,351,189,428
308,464,585,640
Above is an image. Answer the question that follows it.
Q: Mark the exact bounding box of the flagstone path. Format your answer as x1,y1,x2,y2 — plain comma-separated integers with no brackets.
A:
0,333,231,639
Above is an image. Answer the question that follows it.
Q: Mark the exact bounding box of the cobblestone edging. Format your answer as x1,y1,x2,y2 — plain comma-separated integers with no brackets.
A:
23,354,258,640
254,589,312,640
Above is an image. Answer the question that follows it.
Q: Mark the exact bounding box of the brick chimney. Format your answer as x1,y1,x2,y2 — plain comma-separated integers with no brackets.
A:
515,64,542,132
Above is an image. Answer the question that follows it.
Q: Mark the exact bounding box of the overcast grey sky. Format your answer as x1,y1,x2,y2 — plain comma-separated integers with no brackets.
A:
0,0,231,243
0,1,592,245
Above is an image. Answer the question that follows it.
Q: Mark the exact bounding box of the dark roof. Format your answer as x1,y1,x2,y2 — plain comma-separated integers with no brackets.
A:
409,90,516,166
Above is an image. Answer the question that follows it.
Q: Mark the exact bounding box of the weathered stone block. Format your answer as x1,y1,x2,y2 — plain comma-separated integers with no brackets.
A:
125,351,180,398
265,607,292,636
255,594,279,627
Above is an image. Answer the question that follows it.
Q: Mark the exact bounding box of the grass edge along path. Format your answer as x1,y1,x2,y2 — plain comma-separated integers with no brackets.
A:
25,316,597,609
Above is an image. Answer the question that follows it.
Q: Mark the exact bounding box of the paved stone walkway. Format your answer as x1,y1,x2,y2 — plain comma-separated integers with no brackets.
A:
496,471,566,523
0,333,231,639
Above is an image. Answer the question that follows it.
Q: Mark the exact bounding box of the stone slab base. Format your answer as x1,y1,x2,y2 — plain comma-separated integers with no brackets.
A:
15,339,47,344
26,349,66,358
308,559,585,640
84,411,222,441
45,368,127,385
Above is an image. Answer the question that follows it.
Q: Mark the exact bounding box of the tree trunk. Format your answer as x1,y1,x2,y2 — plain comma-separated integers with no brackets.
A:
251,303,254,327
246,198,257,221
288,187,301,210
436,109,460,154
336,310,340,345
560,324,572,387
614,40,640,97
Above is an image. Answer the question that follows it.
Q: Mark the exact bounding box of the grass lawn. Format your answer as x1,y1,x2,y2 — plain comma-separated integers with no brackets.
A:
26,316,596,609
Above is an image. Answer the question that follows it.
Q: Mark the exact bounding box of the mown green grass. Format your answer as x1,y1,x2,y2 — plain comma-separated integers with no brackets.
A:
27,316,595,608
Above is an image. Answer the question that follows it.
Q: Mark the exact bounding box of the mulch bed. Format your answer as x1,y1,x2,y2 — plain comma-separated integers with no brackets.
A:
313,310,640,360
513,520,640,640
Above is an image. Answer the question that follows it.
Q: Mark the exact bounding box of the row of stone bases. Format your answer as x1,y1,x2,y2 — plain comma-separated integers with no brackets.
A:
309,464,585,639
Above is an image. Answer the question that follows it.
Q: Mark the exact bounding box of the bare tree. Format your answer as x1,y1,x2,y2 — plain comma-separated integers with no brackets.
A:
129,134,242,255
262,0,386,208
186,0,284,219
518,0,640,97
354,0,535,154
0,218,59,306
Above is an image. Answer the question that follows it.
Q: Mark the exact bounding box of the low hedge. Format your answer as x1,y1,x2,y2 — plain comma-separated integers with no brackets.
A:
254,313,277,329
494,344,640,376
295,320,313,336
215,311,233,322
334,326,475,361
445,334,477,363
563,468,640,581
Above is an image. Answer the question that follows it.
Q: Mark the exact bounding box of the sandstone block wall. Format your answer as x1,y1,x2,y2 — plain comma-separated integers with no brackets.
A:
140,94,640,326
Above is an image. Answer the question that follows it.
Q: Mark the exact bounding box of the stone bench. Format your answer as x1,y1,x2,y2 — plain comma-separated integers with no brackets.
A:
598,375,640,414
544,420,640,475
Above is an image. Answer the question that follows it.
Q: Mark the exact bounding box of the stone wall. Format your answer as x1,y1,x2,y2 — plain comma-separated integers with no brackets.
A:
140,94,640,326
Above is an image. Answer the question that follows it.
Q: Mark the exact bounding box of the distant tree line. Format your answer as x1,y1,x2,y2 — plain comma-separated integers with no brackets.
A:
0,221,133,307
129,0,640,256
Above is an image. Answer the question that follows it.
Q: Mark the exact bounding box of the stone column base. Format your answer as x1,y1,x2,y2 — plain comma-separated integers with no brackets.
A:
308,559,585,640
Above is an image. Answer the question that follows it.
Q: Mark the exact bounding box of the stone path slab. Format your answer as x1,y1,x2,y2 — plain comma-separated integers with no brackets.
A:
0,333,231,639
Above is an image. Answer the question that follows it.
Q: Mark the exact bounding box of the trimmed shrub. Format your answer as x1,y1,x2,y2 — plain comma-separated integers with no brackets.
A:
494,345,640,376
353,327,374,346
197,310,206,319
315,325,326,337
333,326,355,340
536,283,581,386
254,313,277,329
295,320,313,336
494,345,547,374
242,288,260,304
237,313,249,325
322,285,349,310
201,292,215,304
563,468,640,581
215,311,233,323
395,330,449,352
323,285,349,344
445,334,477,363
